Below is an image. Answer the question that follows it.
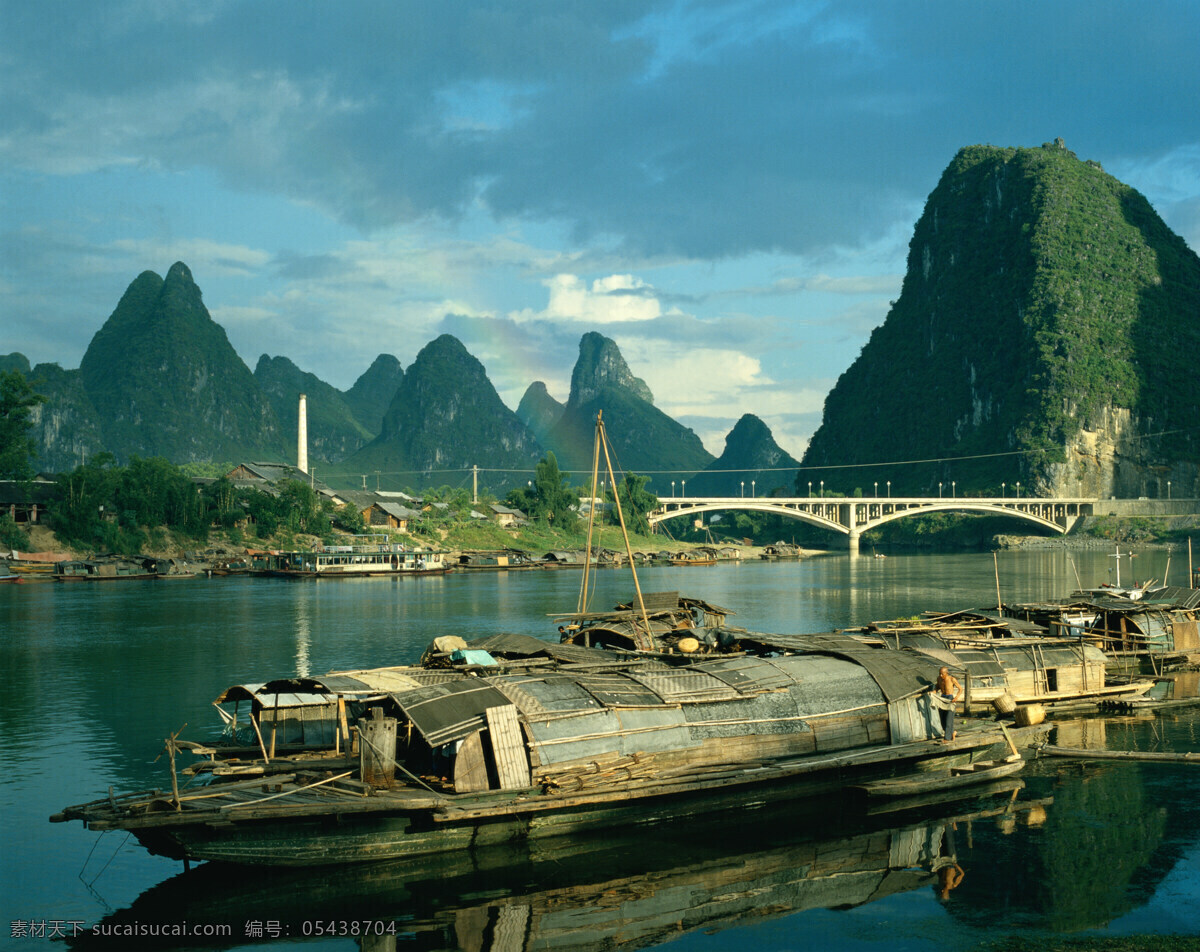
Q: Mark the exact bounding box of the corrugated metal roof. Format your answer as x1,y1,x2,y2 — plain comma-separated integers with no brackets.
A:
525,708,694,765
390,680,513,747
495,676,604,716
731,632,939,701
627,668,742,703
693,656,798,693
1138,587,1200,609
320,668,428,693
570,673,663,707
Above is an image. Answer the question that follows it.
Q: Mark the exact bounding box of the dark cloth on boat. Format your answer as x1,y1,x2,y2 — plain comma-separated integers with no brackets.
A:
938,695,956,740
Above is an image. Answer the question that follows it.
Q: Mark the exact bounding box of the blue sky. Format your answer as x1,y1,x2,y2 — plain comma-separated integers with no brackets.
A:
2,1,1198,457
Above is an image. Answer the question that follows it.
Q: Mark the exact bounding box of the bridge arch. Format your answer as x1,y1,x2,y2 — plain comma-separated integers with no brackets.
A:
648,501,846,534
860,502,1066,535
648,496,1085,548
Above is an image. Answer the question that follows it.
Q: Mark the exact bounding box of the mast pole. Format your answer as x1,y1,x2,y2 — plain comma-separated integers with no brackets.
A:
597,414,653,649
577,411,604,614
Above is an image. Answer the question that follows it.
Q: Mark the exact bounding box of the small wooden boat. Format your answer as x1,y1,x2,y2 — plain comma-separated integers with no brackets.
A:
669,553,717,566
853,753,1024,799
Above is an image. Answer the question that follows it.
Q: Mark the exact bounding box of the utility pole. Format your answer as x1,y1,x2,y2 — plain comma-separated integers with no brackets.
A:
472,465,478,504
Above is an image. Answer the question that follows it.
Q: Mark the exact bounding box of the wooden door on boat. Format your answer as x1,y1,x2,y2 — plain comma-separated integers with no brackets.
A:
889,694,935,744
453,704,532,793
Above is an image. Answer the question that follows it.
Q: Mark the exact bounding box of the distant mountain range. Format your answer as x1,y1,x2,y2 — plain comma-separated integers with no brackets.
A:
14,140,1193,499
6,272,781,492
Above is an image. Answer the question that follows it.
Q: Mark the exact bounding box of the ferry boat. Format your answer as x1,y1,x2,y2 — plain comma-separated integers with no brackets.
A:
259,535,450,578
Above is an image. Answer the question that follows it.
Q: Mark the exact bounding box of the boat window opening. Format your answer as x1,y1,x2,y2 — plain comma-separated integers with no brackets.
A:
1046,668,1058,692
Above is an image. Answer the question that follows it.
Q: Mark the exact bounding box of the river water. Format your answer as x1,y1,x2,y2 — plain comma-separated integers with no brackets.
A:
4,549,1200,951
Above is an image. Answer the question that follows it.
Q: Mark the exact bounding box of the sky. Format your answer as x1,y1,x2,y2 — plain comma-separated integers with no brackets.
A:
2,1,1198,460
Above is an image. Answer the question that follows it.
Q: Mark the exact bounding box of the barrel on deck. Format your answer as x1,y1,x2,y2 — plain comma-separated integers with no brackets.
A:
993,693,1017,716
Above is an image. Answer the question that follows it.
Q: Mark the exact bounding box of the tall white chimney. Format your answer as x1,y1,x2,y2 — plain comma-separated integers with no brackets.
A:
297,393,309,474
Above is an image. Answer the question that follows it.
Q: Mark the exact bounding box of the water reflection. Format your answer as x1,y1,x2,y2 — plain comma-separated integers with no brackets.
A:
294,591,311,678
68,789,1046,951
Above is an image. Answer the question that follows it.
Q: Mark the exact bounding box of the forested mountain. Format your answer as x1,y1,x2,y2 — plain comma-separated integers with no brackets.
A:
515,381,564,447
345,334,542,490
687,414,800,497
343,354,404,435
543,332,713,486
801,140,1200,498
77,262,286,464
254,355,372,463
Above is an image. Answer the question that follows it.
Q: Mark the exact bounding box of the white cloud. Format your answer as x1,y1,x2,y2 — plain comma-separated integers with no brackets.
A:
510,273,663,324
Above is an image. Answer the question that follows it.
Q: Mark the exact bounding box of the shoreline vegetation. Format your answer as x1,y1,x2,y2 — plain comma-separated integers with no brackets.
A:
4,457,1199,563
8,512,1200,565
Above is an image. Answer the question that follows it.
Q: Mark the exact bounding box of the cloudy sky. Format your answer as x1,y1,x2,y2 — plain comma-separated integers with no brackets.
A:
3,1,1198,459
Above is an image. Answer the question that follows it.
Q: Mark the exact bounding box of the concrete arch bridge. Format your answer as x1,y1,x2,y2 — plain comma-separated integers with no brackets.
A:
648,495,1097,553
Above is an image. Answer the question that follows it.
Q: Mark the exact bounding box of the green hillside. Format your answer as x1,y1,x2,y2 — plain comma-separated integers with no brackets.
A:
688,414,799,497
343,354,403,435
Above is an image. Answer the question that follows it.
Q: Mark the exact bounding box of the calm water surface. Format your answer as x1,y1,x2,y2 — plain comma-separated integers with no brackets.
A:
4,549,1200,951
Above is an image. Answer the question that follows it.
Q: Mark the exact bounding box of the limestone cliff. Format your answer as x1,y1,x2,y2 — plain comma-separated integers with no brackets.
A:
515,381,564,447
543,333,713,485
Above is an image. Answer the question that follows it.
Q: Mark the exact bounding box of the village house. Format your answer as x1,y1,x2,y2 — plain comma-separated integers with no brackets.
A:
489,503,528,527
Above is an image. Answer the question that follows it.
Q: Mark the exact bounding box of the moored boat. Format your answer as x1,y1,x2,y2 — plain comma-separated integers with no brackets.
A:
49,414,1015,867
668,551,717,566
51,629,1016,866
54,556,159,581
259,536,450,578
853,753,1024,799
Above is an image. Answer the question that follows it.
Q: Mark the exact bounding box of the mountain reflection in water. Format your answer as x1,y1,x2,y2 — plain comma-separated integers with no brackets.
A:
71,786,1047,952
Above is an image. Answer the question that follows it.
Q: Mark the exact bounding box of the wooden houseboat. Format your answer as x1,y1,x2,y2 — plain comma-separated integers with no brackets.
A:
1006,586,1200,674
54,556,160,581
760,542,803,560
259,536,449,578
455,549,539,571
668,550,717,566
52,630,1016,867
557,591,736,652
845,611,1155,710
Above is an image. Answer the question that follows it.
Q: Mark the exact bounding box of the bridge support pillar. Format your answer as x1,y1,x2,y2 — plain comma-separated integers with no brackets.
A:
847,530,860,554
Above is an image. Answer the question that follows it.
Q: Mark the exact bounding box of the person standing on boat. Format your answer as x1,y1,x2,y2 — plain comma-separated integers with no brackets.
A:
935,667,962,742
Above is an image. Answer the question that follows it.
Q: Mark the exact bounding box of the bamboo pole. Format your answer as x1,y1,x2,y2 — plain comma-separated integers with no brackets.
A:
1042,746,1200,764
993,551,1002,612
219,771,355,810
250,712,270,764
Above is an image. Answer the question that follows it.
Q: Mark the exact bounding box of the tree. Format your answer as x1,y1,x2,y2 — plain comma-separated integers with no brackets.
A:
0,370,44,480
50,454,120,546
525,452,579,533
608,473,657,536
